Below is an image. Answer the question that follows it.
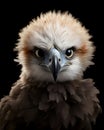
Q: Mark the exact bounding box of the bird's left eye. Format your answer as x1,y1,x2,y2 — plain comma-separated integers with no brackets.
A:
65,48,74,59
35,48,44,58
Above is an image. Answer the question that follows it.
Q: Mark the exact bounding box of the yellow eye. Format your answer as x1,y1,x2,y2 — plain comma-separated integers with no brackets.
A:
35,49,44,58
65,48,74,58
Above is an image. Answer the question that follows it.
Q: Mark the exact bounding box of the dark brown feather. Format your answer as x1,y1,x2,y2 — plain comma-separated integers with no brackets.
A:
0,79,101,130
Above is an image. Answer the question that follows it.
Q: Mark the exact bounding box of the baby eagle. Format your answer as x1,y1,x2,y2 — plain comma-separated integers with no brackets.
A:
0,11,101,130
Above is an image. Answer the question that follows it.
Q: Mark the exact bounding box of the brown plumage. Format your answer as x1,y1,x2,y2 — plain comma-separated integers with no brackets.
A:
0,11,101,130
0,79,101,130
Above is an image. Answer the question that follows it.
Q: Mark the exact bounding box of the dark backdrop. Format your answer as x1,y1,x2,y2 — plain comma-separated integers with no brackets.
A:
0,1,103,130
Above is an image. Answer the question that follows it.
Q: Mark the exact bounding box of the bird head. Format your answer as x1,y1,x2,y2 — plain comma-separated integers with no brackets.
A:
15,11,95,82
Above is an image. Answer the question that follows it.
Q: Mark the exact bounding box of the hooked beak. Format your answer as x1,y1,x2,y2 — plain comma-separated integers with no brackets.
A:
49,56,61,81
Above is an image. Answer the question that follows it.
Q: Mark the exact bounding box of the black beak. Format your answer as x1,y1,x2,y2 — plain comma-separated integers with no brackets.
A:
49,56,61,81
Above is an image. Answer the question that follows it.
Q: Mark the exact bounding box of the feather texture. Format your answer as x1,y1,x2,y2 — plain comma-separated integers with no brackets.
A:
0,79,101,130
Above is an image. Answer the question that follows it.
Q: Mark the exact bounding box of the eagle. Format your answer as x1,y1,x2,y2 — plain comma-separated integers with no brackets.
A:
0,11,101,130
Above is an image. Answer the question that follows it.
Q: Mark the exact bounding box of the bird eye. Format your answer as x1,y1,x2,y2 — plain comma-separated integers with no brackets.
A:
65,48,74,58
35,48,44,58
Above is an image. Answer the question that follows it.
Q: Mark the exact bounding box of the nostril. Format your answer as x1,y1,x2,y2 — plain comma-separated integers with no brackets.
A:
49,58,52,62
59,58,61,62
49,57,61,62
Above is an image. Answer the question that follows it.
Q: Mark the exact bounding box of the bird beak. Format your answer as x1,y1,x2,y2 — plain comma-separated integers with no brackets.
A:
49,55,61,81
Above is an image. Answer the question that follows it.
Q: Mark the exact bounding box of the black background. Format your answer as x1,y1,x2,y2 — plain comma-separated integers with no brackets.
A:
0,1,104,130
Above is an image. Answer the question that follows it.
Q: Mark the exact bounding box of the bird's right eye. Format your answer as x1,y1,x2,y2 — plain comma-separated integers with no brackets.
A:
33,48,44,58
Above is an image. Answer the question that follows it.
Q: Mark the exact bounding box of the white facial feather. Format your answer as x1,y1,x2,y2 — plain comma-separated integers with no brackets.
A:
16,11,95,82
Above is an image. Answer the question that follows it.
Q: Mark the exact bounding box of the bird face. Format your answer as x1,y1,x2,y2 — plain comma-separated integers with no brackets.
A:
30,46,77,82
18,40,87,82
16,11,95,82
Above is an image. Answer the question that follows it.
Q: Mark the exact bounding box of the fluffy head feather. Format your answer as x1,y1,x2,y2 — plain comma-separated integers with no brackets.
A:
15,11,95,82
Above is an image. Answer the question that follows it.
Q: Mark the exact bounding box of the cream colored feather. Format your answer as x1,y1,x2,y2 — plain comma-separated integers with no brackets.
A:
15,11,95,82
